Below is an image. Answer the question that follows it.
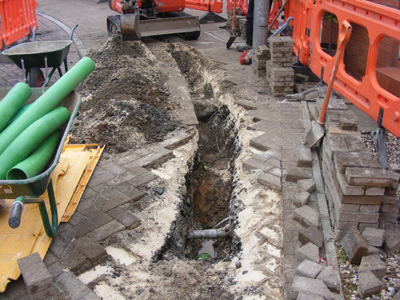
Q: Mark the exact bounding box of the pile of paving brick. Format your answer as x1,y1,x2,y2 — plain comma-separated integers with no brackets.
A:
226,8,245,36
253,36,295,97
316,95,400,232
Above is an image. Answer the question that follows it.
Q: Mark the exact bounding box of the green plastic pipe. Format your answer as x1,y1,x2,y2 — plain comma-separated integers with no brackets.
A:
6,103,32,127
0,56,95,155
7,131,61,180
0,82,31,133
0,107,70,179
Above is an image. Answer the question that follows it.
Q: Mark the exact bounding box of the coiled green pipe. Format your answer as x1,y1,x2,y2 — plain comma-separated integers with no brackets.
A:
0,107,70,179
0,82,31,133
0,56,95,155
7,131,61,180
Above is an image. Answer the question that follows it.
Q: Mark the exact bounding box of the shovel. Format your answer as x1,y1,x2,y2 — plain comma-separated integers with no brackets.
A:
303,20,352,148
226,0,237,49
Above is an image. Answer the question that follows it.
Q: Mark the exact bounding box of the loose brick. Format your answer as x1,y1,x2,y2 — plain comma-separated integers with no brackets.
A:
298,225,324,248
291,276,334,300
357,271,383,298
297,179,315,193
86,220,125,242
362,227,385,247
258,172,282,191
18,253,54,297
359,255,387,277
296,242,320,263
295,260,323,279
71,236,107,263
340,225,368,264
55,271,100,300
293,205,320,228
336,170,365,196
384,227,400,253
293,192,310,207
107,206,141,229
285,167,313,183
317,266,341,292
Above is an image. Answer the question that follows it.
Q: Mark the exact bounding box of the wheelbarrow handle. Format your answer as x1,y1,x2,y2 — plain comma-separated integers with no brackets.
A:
9,199,24,228
69,24,79,41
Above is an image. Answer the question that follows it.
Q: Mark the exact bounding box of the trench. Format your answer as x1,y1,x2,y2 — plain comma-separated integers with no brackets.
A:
155,104,240,262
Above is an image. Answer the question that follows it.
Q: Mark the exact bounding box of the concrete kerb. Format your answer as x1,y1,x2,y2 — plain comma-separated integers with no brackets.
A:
36,12,87,58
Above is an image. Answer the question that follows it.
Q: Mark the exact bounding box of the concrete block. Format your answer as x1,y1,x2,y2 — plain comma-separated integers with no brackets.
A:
296,242,319,263
317,266,341,292
293,191,310,207
18,252,54,298
291,276,334,300
297,179,315,193
257,172,282,191
357,271,383,298
359,255,387,277
340,225,368,264
345,167,392,187
296,148,312,168
384,227,400,254
298,225,324,248
285,167,313,183
362,227,385,247
295,260,323,279
293,205,320,228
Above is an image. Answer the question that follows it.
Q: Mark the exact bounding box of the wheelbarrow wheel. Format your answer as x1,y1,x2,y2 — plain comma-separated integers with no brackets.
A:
28,67,44,87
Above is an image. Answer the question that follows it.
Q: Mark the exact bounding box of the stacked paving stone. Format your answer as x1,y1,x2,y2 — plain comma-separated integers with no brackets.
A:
239,18,247,38
317,96,400,232
265,36,295,97
226,9,245,36
253,45,270,77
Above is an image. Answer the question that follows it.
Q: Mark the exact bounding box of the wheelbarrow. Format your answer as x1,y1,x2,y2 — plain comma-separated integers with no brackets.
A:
1,25,78,88
0,87,81,237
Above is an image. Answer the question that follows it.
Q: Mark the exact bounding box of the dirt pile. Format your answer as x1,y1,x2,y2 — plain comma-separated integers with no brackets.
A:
72,35,181,154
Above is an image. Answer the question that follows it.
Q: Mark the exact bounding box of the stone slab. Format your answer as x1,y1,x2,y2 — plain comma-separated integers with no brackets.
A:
357,270,383,298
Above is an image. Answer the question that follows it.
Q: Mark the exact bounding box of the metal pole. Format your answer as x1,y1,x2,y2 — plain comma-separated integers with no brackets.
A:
252,0,270,62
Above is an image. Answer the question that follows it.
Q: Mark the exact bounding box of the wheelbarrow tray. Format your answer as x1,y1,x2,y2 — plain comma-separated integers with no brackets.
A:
1,40,72,70
0,88,81,199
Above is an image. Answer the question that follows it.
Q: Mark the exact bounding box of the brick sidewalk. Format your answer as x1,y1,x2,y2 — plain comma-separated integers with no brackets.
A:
0,15,80,88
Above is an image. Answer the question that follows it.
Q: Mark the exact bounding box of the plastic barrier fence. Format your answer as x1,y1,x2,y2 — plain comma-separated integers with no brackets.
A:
0,0,38,50
286,0,400,137
185,0,223,13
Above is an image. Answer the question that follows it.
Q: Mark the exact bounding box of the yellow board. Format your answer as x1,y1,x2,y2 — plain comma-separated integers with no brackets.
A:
0,144,103,293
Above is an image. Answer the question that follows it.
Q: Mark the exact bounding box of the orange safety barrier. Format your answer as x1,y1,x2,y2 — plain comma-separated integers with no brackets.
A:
287,0,400,137
0,0,38,50
226,0,248,15
185,0,223,13
268,0,282,30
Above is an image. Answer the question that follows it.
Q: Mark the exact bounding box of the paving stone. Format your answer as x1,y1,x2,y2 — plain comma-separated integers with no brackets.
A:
293,205,320,228
96,189,133,212
295,260,323,279
18,253,54,297
296,242,320,263
285,167,313,183
133,147,173,168
55,271,100,300
367,245,380,255
107,206,141,229
317,266,341,292
340,225,368,264
359,255,387,277
293,191,310,207
126,171,159,187
71,236,107,263
291,276,334,300
113,183,145,201
345,167,392,187
243,157,273,173
297,179,315,193
297,292,324,300
336,170,365,195
250,133,280,151
61,249,88,272
362,227,385,247
384,226,400,254
296,148,312,168
357,270,383,298
86,220,125,242
257,172,282,191
298,225,324,248
83,206,113,226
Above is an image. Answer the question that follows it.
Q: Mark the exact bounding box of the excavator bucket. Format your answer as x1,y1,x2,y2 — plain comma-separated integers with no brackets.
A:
120,12,200,40
120,12,141,40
